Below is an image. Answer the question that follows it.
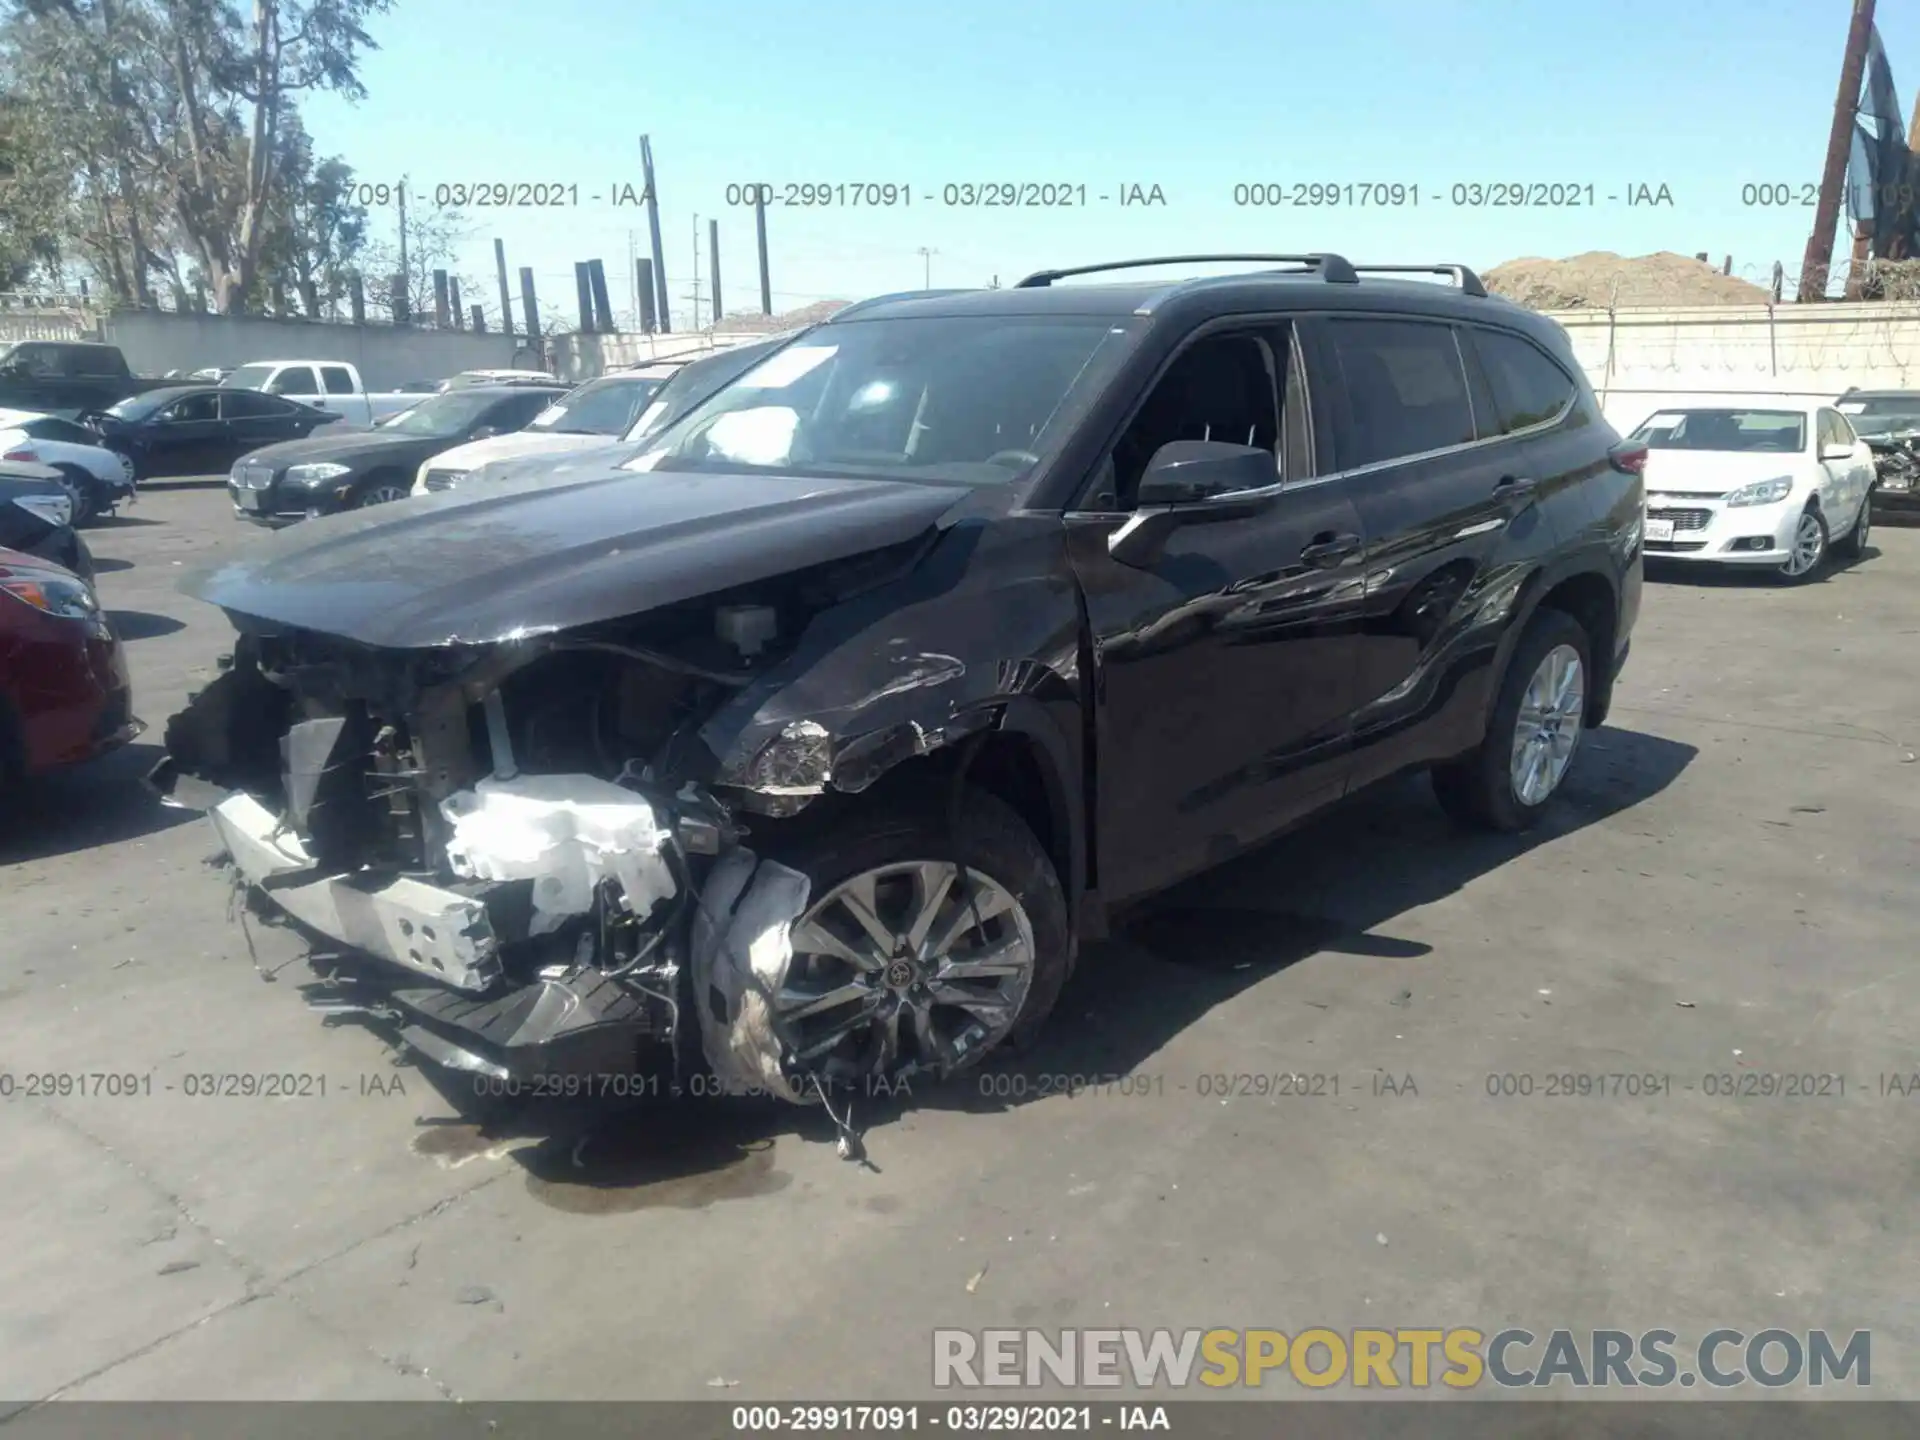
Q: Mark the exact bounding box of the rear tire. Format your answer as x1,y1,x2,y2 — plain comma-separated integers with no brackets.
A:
750,784,1073,1088
1433,608,1593,833
53,466,95,526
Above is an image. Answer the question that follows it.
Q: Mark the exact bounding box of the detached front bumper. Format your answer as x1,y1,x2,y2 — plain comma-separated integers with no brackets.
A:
209,791,503,991
201,789,679,1082
1643,496,1812,565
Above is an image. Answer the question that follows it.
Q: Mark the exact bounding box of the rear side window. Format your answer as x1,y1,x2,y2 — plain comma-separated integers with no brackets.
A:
1471,329,1578,434
320,365,356,395
66,346,123,376
220,390,286,419
1329,319,1475,469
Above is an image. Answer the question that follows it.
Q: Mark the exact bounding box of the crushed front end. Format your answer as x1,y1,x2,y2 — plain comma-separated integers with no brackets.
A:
149,621,741,1084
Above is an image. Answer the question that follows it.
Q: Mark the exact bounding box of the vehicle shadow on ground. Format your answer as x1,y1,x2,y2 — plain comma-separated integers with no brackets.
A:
86,513,163,528
107,609,187,641
936,723,1699,1120
392,725,1696,1200
0,741,195,864
1644,552,1874,587
89,557,134,574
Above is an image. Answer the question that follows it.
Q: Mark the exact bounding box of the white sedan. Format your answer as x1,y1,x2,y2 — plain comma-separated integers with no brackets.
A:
0,407,138,525
1626,400,1875,583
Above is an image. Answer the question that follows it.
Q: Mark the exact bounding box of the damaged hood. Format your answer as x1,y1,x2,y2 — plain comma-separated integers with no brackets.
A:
181,467,969,648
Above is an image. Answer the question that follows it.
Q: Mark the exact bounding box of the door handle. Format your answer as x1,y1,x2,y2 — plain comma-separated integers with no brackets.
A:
1495,474,1538,494
1299,531,1361,567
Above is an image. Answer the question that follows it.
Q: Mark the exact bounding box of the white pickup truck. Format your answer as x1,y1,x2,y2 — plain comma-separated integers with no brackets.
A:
220,360,421,428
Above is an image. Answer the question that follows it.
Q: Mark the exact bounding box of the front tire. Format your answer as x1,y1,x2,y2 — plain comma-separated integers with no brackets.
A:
355,477,410,508
1433,608,1593,833
753,785,1073,1089
1777,507,1828,583
1832,491,1872,561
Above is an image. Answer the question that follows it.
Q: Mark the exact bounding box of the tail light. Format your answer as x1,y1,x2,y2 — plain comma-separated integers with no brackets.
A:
3,447,37,462
1608,441,1649,476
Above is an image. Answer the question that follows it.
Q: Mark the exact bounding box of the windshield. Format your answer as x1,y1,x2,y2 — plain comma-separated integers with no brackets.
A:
380,389,502,437
223,363,278,391
1630,409,1807,453
530,376,662,435
1849,412,1920,437
628,316,1132,483
1838,395,1920,418
619,343,792,442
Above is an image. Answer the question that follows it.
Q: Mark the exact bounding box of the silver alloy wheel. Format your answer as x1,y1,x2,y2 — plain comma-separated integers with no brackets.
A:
777,860,1037,1084
1854,499,1871,550
1509,642,1585,808
358,482,408,507
55,473,90,524
1782,511,1825,577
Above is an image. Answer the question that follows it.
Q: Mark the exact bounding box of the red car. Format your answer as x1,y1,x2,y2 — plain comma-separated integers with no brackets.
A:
0,546,141,788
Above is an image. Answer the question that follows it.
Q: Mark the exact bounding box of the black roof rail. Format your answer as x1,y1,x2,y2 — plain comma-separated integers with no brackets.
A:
1347,263,1488,298
1014,253,1360,288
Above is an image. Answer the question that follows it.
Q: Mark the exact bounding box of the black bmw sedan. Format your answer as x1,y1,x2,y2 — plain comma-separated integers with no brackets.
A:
228,383,565,525
85,385,343,479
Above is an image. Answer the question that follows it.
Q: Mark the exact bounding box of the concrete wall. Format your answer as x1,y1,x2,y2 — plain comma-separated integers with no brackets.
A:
101,311,533,388
1548,300,1920,432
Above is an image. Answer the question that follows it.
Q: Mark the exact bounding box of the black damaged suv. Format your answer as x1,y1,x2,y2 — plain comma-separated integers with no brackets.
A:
155,254,1644,1092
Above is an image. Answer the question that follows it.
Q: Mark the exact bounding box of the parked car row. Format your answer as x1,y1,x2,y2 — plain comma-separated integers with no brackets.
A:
1625,398,1877,582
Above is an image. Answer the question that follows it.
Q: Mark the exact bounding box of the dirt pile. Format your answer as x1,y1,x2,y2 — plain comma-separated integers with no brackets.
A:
1484,252,1772,310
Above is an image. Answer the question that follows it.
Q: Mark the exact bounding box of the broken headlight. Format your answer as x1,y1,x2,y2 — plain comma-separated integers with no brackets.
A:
741,719,832,795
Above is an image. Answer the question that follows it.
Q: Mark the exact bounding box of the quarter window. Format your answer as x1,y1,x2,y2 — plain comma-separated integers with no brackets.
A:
1472,329,1578,435
1328,320,1475,468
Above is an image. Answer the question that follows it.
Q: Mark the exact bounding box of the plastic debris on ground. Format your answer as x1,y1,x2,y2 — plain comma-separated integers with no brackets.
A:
690,846,814,1106
439,774,677,935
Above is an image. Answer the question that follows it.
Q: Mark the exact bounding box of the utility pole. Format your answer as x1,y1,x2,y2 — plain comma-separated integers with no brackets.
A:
917,246,938,288
640,135,670,333
755,188,772,315
690,214,703,330
1799,0,1878,301
397,177,409,296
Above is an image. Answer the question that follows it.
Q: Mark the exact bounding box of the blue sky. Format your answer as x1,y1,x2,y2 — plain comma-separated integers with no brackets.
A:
304,0,1920,331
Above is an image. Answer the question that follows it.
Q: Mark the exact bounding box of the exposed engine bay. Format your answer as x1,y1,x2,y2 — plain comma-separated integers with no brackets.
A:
150,537,971,1106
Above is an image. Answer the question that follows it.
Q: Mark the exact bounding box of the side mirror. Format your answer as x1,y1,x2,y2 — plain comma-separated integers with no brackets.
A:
1108,441,1279,568
1820,441,1855,461
1136,440,1278,505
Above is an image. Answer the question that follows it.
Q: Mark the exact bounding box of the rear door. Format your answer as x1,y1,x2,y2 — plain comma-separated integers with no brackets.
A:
267,365,322,404
1064,320,1367,903
316,364,368,422
1315,315,1559,790
219,389,305,461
